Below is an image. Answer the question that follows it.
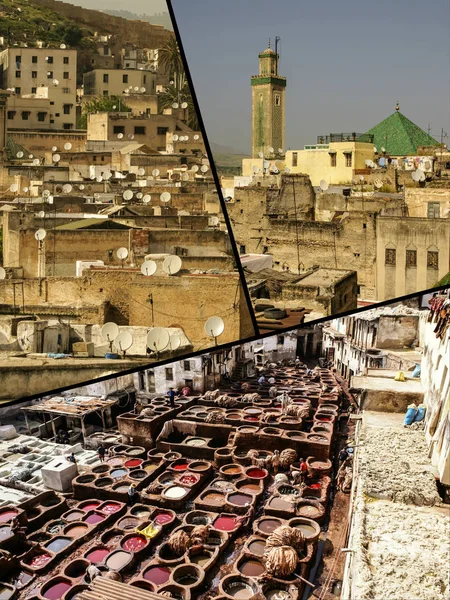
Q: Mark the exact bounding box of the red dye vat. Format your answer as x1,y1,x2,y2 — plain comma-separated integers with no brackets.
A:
154,512,173,525
80,502,100,512
0,509,18,523
85,547,109,563
317,416,332,422
124,459,142,468
310,483,321,489
43,581,72,599
213,516,237,531
101,503,121,515
28,553,51,568
122,535,147,553
84,513,105,525
244,416,259,422
143,566,171,585
172,462,188,471
247,468,267,479
179,474,198,485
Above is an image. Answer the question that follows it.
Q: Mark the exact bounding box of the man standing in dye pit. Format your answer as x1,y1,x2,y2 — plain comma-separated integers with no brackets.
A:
167,387,177,409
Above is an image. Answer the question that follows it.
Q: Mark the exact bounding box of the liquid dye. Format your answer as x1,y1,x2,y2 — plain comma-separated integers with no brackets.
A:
13,571,33,587
0,586,14,600
122,535,147,552
101,503,121,514
65,525,88,538
45,537,72,552
27,553,51,568
213,515,236,531
154,512,173,525
247,468,267,479
239,559,265,577
80,503,100,512
125,459,142,468
110,469,128,478
228,493,252,506
105,550,131,570
84,513,105,525
190,552,211,566
0,526,11,541
247,540,266,556
258,519,280,534
143,566,171,585
179,474,198,485
64,511,85,522
202,492,225,505
0,510,18,523
85,547,109,563
172,463,188,471
43,581,72,599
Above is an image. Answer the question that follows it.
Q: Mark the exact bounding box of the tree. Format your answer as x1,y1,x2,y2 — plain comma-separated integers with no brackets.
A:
158,36,184,79
158,77,199,131
80,96,131,129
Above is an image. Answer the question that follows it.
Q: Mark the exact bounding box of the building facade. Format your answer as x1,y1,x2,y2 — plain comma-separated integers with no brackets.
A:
83,69,155,97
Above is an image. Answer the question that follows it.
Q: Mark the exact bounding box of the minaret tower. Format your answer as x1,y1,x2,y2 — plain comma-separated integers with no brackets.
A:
251,39,286,158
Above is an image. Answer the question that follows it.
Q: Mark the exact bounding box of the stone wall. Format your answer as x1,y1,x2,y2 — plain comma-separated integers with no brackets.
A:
405,187,450,218
377,315,419,349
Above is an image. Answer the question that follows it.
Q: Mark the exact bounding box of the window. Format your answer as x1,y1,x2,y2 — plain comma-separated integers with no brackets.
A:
63,56,69,64
15,55,21,63
103,73,109,83
32,71,37,78
122,74,128,83
47,71,53,79
103,90,109,96
427,202,440,218
15,87,21,95
240,244,246,254
47,56,53,64
406,249,417,267
330,153,336,167
427,251,439,270
344,152,352,167
21,111,30,120
63,104,71,114
31,87,36,94
7,111,15,119
63,123,73,129
55,113,60,117
63,71,69,79
292,152,298,167
62,88,70,94
113,125,125,134
274,93,281,106
157,127,169,135
15,70,21,78
143,75,146,83
165,367,174,381
32,56,38,63
385,248,396,266
134,126,146,135
37,112,46,122
183,361,191,371
277,336,285,345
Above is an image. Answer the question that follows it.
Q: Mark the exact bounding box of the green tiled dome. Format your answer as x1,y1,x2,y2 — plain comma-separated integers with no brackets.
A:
363,110,440,156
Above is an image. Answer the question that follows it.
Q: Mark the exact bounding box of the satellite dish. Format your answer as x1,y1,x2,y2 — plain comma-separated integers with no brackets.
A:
268,146,274,153
128,134,135,140
365,159,371,167
192,165,199,173
136,192,143,199
139,87,146,93
160,192,171,203
35,229,46,241
140,260,157,276
123,190,133,201
64,142,72,151
319,179,329,192
79,184,85,191
38,210,45,218
200,165,209,173
258,152,264,158
52,79,59,86
52,146,58,152
359,175,364,182
381,147,386,153
103,171,112,180
170,334,181,350
32,158,40,166
172,102,179,109
96,176,103,183
163,255,182,275
28,154,34,159
374,179,383,189
278,148,284,154
417,169,426,182
137,167,145,176
172,173,181,181
52,154,60,163
60,44,66,49
411,171,420,182
62,184,72,194
184,136,189,141
173,134,179,141
133,86,139,92
210,216,219,226
143,194,151,204
152,169,160,177
10,183,19,193
181,173,190,181
204,316,225,339
16,151,23,158
117,247,128,260
147,328,170,353
114,331,133,355
42,189,50,198
23,187,29,193
194,134,200,140
101,322,119,343
374,147,377,153
117,133,124,139
0,267,6,280
181,102,188,109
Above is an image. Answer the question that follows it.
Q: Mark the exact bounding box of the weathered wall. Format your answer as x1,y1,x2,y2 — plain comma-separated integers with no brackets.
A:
376,315,419,349
405,187,450,218
8,130,86,155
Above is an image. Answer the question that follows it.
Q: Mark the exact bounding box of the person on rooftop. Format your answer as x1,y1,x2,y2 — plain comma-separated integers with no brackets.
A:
167,387,177,409
97,445,106,462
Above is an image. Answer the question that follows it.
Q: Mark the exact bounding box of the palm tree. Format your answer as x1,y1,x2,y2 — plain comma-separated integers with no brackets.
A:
158,80,199,130
158,36,184,79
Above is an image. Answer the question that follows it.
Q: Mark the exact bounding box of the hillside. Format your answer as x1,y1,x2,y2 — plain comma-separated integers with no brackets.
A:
101,9,172,31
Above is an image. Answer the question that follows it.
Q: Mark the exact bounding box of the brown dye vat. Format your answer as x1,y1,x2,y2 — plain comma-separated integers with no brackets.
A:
220,464,243,477
264,586,293,599
94,477,113,488
172,564,203,586
222,576,256,599
117,517,140,530
238,559,265,577
189,461,210,472
92,465,110,474
130,580,155,592
189,548,213,567
105,549,132,571
75,474,95,484
64,523,89,538
130,506,152,518
64,559,89,578
257,518,281,535
112,483,130,493
289,517,320,543
106,457,124,467
236,482,261,494
185,511,212,526
228,493,252,506
247,539,266,556
159,584,187,599
128,469,147,480
201,492,225,506
268,496,293,510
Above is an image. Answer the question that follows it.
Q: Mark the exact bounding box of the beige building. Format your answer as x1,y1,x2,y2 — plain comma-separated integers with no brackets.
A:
0,48,77,129
6,87,76,130
83,68,156,97
404,186,450,219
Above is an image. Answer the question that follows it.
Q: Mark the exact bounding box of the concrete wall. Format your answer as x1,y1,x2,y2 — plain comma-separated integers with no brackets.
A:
405,187,450,218
8,130,86,155
377,315,419,349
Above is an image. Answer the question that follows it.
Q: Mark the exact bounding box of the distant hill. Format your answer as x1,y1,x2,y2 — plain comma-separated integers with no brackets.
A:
209,142,249,174
101,9,173,30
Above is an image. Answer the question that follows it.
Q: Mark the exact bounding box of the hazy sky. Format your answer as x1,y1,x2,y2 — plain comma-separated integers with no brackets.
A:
172,0,450,153
70,0,168,15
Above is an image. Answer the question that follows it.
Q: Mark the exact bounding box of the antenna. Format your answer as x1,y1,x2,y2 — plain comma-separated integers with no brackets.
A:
319,180,329,192
140,260,157,276
147,327,170,356
116,247,129,267
163,255,182,275
101,322,119,352
114,330,133,358
204,316,225,346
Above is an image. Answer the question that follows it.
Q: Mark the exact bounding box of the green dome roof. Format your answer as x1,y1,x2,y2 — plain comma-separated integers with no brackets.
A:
364,110,440,156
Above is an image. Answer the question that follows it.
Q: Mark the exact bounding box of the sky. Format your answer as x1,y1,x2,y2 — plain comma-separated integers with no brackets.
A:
70,0,168,15
172,0,450,154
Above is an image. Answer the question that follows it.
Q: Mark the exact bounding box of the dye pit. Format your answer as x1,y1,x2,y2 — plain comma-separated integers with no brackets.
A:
0,365,351,600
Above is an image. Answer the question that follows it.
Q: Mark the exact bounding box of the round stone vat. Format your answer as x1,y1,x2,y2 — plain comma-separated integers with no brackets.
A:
237,556,265,577
295,499,326,522
188,461,210,472
187,547,214,568
162,485,188,501
130,580,155,592
117,516,141,530
179,473,199,486
78,501,101,513
235,480,261,495
262,583,294,599
124,458,143,469
120,533,148,553
142,565,172,586
158,584,188,599
110,468,128,479
0,508,18,523
163,452,182,462
0,584,15,600
99,501,122,515
94,477,113,489
153,509,175,526
212,514,238,532
227,492,253,507
64,585,89,600
246,537,266,557
245,467,268,481
74,474,95,484
157,541,186,564
84,546,110,564
170,459,189,472
64,522,89,539
184,510,212,526
285,431,307,441
289,517,321,543
255,516,282,536
128,469,147,480
44,536,72,553
221,575,257,599
130,505,152,519
306,457,332,474
40,576,72,599
262,427,282,436
199,490,226,507
64,558,89,579
220,464,243,478
92,464,110,474
172,564,204,588
83,512,105,525
104,549,132,571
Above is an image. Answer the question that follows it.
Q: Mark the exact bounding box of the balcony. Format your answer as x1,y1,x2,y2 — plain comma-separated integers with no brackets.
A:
316,133,374,144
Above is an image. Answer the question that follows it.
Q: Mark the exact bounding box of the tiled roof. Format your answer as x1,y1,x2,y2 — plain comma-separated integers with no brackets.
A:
364,111,440,156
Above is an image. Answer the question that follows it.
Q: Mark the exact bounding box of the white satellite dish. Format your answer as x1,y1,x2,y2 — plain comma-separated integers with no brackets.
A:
181,173,190,181
60,44,66,49
101,322,119,343
253,165,259,174
160,192,171,203
139,87,146,93
381,147,386,153
268,146,274,153
35,229,46,241
163,255,182,275
200,165,209,173
128,134,135,140
258,152,264,158
284,167,290,174
96,176,103,183
184,136,189,141
143,194,151,204
319,179,329,192
147,328,170,353
374,147,377,153
194,134,200,140
79,184,85,191
42,189,50,198
38,211,45,218
52,146,58,152
52,154,60,163
140,260,157,276
152,169,160,177
62,184,72,194
173,135,179,141
416,169,426,182
137,167,145,176
411,171,420,182
136,192,143,199
23,187,29,193
32,158,40,166
210,216,219,226
123,190,133,201
134,86,139,92
16,151,23,158
359,175,364,182
172,102,179,109
28,155,34,159
103,171,112,180
114,331,133,355
10,183,19,193
117,247,129,260
64,142,72,151
192,165,199,173
204,316,225,340
170,334,181,350
117,133,124,139
278,148,284,154
365,159,371,167
181,102,188,109
0,267,6,280
52,79,59,86
374,179,383,189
